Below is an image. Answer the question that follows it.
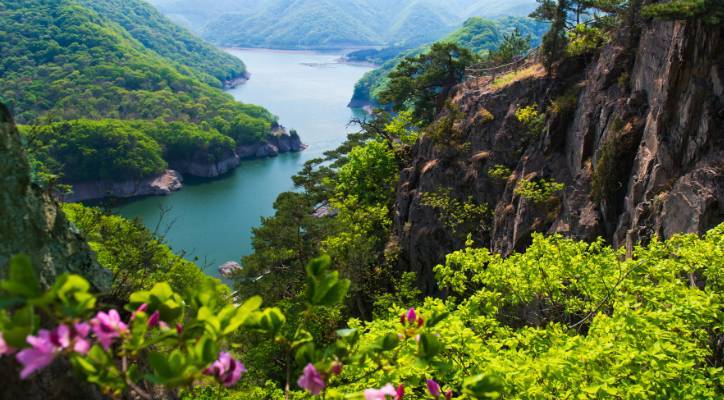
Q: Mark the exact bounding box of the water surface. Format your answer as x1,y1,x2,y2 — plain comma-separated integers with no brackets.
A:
116,49,372,276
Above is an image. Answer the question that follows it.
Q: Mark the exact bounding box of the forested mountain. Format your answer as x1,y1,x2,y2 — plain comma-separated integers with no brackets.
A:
0,0,723,399
350,16,548,106
148,0,539,49
0,0,280,186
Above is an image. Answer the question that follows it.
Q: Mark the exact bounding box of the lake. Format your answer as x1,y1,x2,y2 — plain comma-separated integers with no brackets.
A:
116,49,373,277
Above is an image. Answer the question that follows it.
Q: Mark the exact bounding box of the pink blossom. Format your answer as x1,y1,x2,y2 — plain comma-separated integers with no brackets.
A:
331,360,343,376
176,323,183,335
147,310,161,328
396,384,405,399
73,322,91,354
91,310,128,350
364,383,397,400
0,332,14,356
16,330,58,379
204,352,246,387
297,363,325,395
406,308,417,324
444,388,453,400
426,379,441,398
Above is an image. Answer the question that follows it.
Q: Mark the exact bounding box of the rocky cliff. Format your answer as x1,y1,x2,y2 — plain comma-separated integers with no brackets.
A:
0,104,109,399
393,19,723,293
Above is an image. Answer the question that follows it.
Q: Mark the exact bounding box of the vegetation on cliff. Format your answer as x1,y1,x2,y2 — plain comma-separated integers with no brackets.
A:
351,16,548,105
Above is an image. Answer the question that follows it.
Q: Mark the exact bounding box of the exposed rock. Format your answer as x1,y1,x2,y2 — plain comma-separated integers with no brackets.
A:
170,148,241,178
393,19,723,294
63,169,184,202
255,141,280,158
0,103,108,399
222,71,250,89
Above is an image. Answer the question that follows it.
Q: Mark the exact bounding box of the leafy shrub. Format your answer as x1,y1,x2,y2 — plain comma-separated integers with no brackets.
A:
642,0,724,25
514,105,546,138
420,188,490,236
487,164,513,181
566,24,609,57
514,177,565,203
547,90,579,115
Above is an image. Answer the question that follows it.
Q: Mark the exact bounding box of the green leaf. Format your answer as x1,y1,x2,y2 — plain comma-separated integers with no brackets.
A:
418,332,442,359
258,307,286,334
1,255,40,298
463,374,503,399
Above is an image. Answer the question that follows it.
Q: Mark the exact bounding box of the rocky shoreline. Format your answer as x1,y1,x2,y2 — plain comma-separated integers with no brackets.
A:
64,128,306,202
222,71,251,89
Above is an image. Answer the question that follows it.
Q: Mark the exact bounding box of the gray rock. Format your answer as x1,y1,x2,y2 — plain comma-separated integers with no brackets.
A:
63,170,184,202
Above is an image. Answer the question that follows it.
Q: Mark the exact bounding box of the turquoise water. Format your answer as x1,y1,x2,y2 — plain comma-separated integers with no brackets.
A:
116,49,372,276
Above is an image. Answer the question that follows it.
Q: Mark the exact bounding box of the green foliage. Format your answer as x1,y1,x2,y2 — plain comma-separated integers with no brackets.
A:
335,141,399,206
0,260,273,397
420,188,491,237
514,177,565,203
63,203,229,303
547,89,579,115
642,0,724,25
566,23,610,56
489,28,532,64
77,0,246,86
23,120,167,182
0,0,273,135
487,164,513,181
515,105,546,138
352,17,548,105
379,42,475,123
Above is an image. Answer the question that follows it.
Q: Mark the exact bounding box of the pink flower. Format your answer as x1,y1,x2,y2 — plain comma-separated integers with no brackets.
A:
364,383,397,400
0,332,14,356
444,388,453,400
147,310,161,328
396,384,405,399
91,310,128,350
426,379,441,398
406,308,417,324
297,363,325,395
16,330,58,379
73,322,91,355
331,360,343,376
176,323,184,335
204,352,246,387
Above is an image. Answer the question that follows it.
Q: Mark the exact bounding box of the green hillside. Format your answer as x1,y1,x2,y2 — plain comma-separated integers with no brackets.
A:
77,0,247,86
350,16,549,106
151,0,539,49
0,0,275,182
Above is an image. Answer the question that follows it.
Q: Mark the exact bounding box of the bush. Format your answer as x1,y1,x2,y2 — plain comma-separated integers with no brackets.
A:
514,105,546,138
514,177,565,203
487,164,513,180
420,187,490,236
566,24,609,57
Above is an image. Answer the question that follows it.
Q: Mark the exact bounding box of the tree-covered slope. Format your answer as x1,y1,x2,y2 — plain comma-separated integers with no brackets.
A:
76,0,246,86
0,0,265,125
0,0,280,183
350,16,548,106
151,0,539,49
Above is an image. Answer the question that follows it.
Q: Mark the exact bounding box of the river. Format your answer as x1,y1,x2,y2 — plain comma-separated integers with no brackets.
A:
116,49,373,277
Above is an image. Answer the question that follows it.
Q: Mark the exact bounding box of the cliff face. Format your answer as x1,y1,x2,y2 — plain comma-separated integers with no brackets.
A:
0,104,109,399
393,19,723,293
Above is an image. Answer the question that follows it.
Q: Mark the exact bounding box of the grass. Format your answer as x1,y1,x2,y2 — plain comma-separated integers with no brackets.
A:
491,64,545,90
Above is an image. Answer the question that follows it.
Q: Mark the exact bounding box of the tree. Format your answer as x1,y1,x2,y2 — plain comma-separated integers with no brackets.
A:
489,28,532,64
379,42,475,123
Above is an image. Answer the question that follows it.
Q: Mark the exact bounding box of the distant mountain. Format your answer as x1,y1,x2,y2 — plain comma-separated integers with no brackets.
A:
349,16,549,106
147,0,539,49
